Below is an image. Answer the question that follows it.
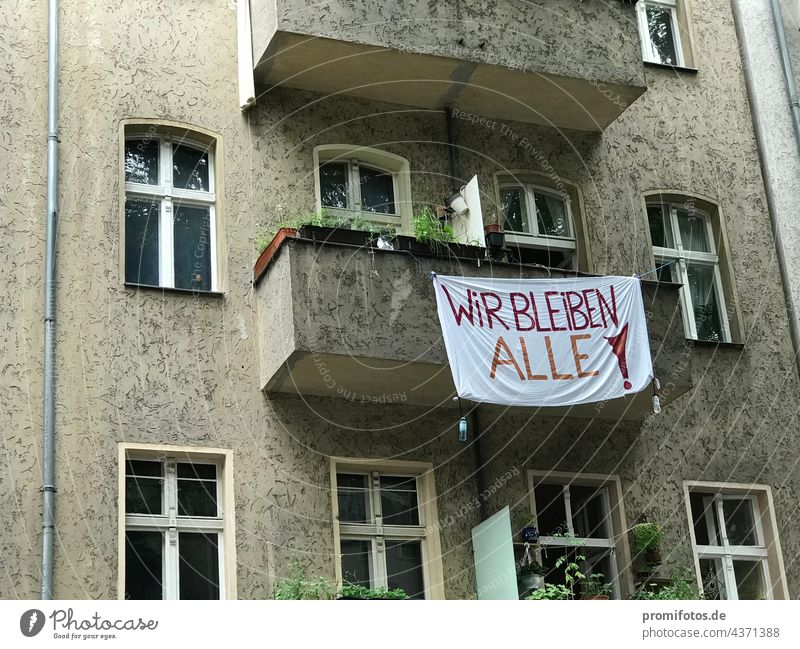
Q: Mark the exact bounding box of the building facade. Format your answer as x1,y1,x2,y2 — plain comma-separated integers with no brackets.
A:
1,0,798,600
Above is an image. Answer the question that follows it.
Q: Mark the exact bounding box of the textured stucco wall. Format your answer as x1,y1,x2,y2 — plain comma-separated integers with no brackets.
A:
1,0,800,601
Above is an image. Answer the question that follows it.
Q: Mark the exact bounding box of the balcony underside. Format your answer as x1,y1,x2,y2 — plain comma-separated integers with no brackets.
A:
254,33,646,132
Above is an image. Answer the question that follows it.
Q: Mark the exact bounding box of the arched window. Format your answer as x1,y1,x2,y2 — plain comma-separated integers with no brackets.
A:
646,195,733,342
313,145,412,233
123,125,219,292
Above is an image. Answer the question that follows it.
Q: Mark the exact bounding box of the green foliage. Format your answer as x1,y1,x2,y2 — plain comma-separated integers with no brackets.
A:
632,574,704,600
338,583,408,600
412,207,456,244
525,583,571,600
633,523,664,553
582,572,613,597
272,558,334,600
512,510,537,531
517,562,547,577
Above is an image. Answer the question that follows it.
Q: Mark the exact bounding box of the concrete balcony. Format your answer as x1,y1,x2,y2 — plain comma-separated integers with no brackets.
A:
254,235,691,420
250,0,646,131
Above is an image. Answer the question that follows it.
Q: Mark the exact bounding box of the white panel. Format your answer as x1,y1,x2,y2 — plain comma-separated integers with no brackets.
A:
451,175,486,247
471,506,518,600
237,0,256,111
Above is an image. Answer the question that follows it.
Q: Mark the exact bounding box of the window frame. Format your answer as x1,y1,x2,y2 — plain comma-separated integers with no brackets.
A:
117,443,237,600
647,199,732,342
330,457,445,599
121,125,221,293
528,470,633,599
313,145,412,234
684,481,789,600
636,0,685,67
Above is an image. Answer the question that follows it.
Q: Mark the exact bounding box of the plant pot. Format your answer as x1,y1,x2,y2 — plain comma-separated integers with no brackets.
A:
253,227,297,282
444,242,485,260
484,225,505,250
297,224,372,246
644,547,663,567
520,526,539,543
517,574,544,595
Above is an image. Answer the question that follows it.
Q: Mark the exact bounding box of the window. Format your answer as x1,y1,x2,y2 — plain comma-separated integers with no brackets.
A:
313,145,412,233
500,183,577,268
647,198,731,342
637,1,684,66
686,483,788,600
121,447,234,599
124,131,218,291
529,471,632,599
331,459,444,599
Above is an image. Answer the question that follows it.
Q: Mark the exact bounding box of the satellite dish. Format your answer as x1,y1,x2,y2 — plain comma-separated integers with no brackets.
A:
449,175,485,247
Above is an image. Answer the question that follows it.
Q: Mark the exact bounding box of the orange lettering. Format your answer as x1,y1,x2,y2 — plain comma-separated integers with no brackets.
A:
545,335,574,380
489,336,525,380
519,337,547,380
571,333,598,379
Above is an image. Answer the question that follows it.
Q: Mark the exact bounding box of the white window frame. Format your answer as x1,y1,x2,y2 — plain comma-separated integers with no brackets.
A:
637,0,685,66
648,200,731,342
313,145,412,234
685,482,789,600
529,470,633,599
117,444,237,600
124,133,218,291
330,458,445,599
500,183,577,263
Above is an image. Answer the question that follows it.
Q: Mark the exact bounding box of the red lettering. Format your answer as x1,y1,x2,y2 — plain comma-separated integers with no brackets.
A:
582,289,602,328
480,292,509,330
440,284,474,326
544,291,567,332
565,291,589,330
596,286,619,327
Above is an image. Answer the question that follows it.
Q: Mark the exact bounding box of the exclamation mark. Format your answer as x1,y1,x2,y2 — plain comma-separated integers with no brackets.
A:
605,322,632,390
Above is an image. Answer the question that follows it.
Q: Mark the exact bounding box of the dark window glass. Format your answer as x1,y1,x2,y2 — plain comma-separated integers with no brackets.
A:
177,463,216,480
126,476,163,515
172,143,210,192
676,209,709,252
534,192,570,238
690,493,720,546
178,479,217,517
319,162,349,209
359,165,395,214
722,499,757,546
699,557,726,599
173,204,211,291
340,539,371,587
125,531,163,599
126,460,163,478
646,5,679,65
733,560,765,600
178,532,220,600
125,139,159,185
500,187,526,233
570,486,608,539
647,204,673,248
337,474,369,523
380,476,419,526
534,483,567,536
385,540,424,599
687,263,723,342
125,199,160,286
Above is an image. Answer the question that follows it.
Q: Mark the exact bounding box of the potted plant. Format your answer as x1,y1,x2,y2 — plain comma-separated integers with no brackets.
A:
272,558,334,600
337,583,408,600
632,572,704,600
525,583,570,600
513,511,539,543
632,522,664,571
396,207,484,260
517,561,547,595
580,572,613,600
484,219,505,251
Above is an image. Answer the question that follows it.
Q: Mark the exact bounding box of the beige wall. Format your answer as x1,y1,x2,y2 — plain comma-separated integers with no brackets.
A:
1,0,799,599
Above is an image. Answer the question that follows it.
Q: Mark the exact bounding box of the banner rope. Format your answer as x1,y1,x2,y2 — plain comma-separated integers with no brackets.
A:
636,258,677,279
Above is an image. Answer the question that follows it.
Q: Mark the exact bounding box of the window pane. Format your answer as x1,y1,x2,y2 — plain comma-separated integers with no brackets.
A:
319,162,349,209
570,486,608,539
125,139,159,185
733,560,766,600
647,204,674,248
125,199,160,286
534,483,567,536
676,209,709,252
359,165,395,214
686,263,723,341
380,476,419,526
125,531,163,599
646,4,679,65
722,499,757,546
534,192,571,238
340,539,372,587
581,548,614,599
173,204,212,291
126,476,163,515
699,557,727,599
172,143,210,192
177,462,216,480
690,493,720,545
337,474,369,523
178,479,217,517
500,186,527,233
126,460,163,478
657,260,676,283
385,540,424,599
178,532,220,600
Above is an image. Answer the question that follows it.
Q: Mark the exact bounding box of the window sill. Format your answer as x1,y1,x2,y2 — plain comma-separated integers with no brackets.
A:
124,282,225,298
644,61,698,74
685,338,744,350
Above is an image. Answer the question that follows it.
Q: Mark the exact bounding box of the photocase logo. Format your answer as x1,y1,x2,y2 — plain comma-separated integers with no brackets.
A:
20,609,45,637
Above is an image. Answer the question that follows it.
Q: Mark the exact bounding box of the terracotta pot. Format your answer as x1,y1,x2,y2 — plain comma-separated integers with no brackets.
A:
253,227,296,282
484,223,503,233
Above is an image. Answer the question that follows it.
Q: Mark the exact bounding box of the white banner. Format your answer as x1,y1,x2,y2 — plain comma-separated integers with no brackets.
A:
432,274,653,406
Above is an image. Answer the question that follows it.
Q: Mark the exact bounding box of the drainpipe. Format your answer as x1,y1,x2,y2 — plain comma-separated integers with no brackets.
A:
445,105,460,193
41,0,59,600
730,0,800,381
